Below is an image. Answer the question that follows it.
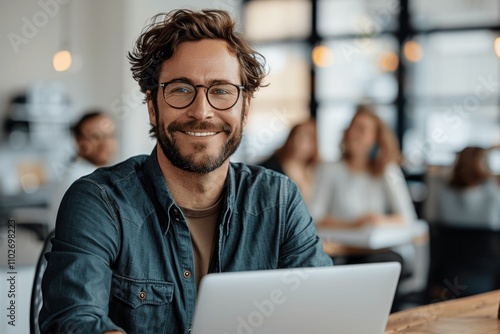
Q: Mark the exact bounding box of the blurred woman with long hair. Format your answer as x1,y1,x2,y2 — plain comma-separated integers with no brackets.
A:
438,146,500,229
310,105,416,228
261,119,320,203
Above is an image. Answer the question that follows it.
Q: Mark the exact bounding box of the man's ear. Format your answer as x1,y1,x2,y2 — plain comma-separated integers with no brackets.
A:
146,90,156,126
242,96,251,127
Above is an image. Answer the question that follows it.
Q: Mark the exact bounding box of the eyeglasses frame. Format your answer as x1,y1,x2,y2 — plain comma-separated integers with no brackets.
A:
158,80,247,111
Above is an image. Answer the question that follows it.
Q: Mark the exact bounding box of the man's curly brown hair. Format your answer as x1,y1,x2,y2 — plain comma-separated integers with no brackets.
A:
127,9,267,102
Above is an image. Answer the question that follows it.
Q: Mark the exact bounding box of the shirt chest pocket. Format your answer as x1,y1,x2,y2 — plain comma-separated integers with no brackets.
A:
109,274,174,333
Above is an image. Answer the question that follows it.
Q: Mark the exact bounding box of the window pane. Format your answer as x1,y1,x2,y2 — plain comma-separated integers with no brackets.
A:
403,106,500,172
255,43,311,100
318,0,399,37
317,103,396,162
232,43,311,163
411,0,500,29
316,36,399,103
406,31,500,100
244,0,311,41
404,30,500,172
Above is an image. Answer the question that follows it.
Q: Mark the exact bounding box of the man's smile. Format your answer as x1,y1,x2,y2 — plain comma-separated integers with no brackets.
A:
183,131,219,137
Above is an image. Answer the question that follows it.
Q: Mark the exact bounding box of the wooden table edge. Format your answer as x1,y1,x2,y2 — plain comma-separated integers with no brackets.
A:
385,290,500,333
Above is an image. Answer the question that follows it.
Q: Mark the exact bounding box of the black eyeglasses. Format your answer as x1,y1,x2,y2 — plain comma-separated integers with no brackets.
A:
158,80,246,110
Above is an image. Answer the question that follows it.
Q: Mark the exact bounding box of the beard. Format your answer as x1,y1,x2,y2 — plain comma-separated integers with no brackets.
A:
154,106,245,174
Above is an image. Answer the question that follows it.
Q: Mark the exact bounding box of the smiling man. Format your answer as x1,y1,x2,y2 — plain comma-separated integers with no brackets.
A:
40,9,332,334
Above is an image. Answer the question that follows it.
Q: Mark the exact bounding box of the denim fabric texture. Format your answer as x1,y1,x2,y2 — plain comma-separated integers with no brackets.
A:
40,148,333,334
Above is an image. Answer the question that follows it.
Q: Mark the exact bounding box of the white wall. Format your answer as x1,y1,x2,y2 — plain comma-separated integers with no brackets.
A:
0,0,243,160
0,0,125,134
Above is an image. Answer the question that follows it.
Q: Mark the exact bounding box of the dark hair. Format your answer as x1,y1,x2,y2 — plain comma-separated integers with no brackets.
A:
341,105,402,176
127,9,267,101
71,111,103,137
449,146,490,189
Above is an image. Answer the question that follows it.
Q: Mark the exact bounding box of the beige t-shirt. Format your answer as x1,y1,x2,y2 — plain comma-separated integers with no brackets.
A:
180,197,222,291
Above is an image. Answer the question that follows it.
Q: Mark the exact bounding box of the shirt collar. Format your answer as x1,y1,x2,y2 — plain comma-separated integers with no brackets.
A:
222,162,236,235
143,146,236,235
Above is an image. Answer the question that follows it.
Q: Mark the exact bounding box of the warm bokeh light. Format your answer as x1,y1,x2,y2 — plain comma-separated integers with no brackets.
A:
53,50,72,72
495,37,500,58
403,40,423,62
312,45,334,67
379,51,399,72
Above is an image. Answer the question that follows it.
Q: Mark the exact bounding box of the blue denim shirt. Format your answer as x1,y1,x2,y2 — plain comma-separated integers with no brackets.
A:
40,149,332,334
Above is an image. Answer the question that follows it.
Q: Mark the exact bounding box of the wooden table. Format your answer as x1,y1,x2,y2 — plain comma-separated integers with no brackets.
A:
322,241,391,257
385,290,500,333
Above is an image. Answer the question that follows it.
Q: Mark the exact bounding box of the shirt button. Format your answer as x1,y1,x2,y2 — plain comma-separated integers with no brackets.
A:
183,270,191,279
138,291,146,300
173,208,180,221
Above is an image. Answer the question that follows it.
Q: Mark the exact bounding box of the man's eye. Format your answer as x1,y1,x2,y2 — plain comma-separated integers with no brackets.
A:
210,86,234,95
170,86,191,94
212,89,228,95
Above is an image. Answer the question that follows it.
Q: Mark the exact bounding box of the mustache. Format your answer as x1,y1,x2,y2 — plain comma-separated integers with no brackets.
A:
167,120,232,134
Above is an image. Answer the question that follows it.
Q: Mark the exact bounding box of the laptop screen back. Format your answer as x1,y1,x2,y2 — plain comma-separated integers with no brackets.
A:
191,262,401,334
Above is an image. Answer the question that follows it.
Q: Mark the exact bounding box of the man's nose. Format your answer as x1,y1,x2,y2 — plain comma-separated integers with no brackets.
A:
186,89,214,120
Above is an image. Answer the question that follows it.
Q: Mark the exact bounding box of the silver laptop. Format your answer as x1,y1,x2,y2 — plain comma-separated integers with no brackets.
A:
191,262,401,334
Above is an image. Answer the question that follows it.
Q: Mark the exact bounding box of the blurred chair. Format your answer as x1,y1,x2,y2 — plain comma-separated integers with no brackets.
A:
30,230,54,334
422,166,449,223
9,207,50,240
429,224,500,299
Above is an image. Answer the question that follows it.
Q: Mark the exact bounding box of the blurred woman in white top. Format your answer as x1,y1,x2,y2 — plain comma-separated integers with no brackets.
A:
310,105,416,228
438,146,500,230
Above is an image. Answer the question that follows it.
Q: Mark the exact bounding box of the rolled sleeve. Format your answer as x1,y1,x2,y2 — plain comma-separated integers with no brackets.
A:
40,179,124,334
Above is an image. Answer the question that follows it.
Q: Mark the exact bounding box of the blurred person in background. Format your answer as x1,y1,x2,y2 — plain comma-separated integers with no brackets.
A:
48,111,117,229
310,105,416,229
260,119,320,203
437,146,500,230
